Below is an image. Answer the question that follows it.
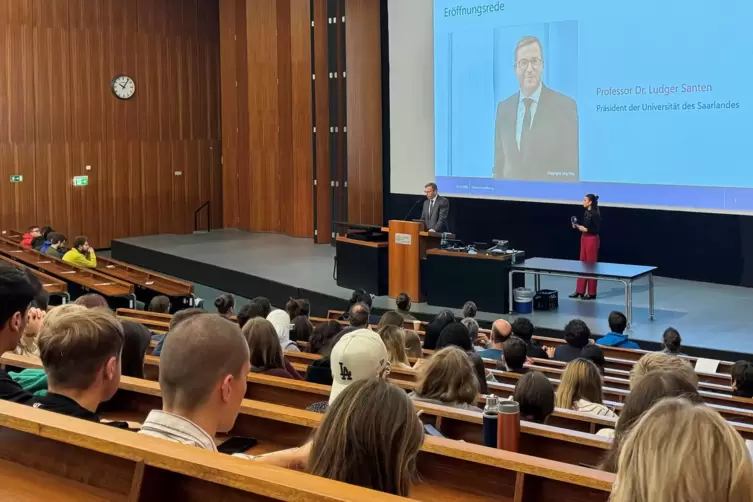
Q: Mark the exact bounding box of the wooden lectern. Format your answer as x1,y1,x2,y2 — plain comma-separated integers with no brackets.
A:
386,220,448,300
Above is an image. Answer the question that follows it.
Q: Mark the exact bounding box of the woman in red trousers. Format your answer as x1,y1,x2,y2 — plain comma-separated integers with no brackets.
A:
570,194,602,300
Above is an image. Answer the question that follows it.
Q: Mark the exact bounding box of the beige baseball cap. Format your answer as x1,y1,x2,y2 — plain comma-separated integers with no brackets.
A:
329,329,389,404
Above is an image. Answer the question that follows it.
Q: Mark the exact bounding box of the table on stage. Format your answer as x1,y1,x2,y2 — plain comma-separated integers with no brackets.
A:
335,236,389,296
509,257,657,327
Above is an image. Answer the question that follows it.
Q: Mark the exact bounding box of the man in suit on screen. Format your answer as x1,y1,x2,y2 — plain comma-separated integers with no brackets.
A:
493,36,579,181
421,183,449,233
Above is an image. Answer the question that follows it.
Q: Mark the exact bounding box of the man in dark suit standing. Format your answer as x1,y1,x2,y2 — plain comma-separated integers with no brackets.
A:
493,36,578,181
420,183,449,233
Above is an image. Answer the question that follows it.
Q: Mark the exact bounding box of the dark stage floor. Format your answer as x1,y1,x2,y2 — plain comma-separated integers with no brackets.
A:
113,229,753,359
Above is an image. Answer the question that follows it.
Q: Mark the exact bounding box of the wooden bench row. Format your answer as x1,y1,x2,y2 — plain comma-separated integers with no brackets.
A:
0,233,193,301
0,353,614,501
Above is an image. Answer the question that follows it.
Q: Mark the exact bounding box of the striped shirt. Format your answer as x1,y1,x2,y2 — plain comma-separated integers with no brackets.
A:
138,410,217,451
573,399,618,418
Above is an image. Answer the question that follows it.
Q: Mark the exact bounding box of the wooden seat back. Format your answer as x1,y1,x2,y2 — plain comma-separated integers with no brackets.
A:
0,254,67,295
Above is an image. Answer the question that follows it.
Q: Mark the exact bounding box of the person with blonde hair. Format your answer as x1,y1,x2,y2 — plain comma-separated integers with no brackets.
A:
33,308,125,425
609,398,753,502
629,352,698,389
404,330,423,359
600,370,702,472
378,325,410,368
410,346,481,411
377,311,404,331
555,358,616,418
308,378,424,496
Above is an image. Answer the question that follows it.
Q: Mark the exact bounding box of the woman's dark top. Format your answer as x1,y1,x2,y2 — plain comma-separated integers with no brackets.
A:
582,208,601,236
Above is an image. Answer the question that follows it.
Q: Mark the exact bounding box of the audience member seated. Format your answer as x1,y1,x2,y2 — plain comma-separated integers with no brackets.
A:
629,352,698,389
339,303,370,336
139,314,250,449
599,370,702,471
296,299,310,317
13,271,47,358
242,318,302,380
596,311,639,349
501,336,528,373
410,346,482,412
252,296,272,318
308,378,423,496
660,327,686,356
339,289,375,323
237,299,265,329
32,226,53,251
395,292,416,321
378,326,410,369
290,315,314,342
74,293,109,309
580,344,606,375
304,321,343,386
21,225,41,248
62,236,97,268
306,329,390,413
147,295,171,314
44,232,66,259
152,308,207,356
404,330,423,359
461,317,487,352
423,309,455,350
0,263,38,403
267,309,299,352
121,320,152,379
477,319,512,360
511,317,552,359
307,320,342,355
731,361,753,398
285,297,302,320
514,371,555,423
462,301,478,319
34,308,127,427
555,358,617,418
467,351,492,393
377,310,404,331
435,322,472,352
214,293,235,318
553,319,591,363
608,398,753,502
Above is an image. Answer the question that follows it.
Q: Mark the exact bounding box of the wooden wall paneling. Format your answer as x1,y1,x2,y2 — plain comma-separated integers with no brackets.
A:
0,1,36,232
68,0,106,247
102,0,138,245
246,0,280,232
277,0,294,235
312,0,331,243
345,0,383,225
289,0,314,238
218,0,239,229
202,1,223,230
235,0,251,231
33,0,74,238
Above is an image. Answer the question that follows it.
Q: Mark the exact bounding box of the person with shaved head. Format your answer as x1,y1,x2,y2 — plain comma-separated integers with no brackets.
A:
139,314,250,450
478,319,512,360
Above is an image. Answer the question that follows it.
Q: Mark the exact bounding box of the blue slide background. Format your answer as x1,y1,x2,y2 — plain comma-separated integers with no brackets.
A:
434,0,753,210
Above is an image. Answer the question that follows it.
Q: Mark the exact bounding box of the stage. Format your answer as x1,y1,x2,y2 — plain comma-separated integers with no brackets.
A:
112,229,753,360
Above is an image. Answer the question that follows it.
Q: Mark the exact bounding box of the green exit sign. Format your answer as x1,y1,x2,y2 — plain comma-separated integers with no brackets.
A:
9,175,22,183
73,176,89,187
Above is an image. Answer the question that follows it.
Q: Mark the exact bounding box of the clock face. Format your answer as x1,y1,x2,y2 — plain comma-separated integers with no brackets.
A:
111,75,136,100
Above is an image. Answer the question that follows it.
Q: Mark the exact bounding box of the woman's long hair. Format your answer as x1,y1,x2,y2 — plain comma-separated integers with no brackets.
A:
609,398,753,502
308,378,424,496
378,326,410,367
242,317,285,371
554,358,604,409
415,346,479,406
586,193,600,214
600,370,702,473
